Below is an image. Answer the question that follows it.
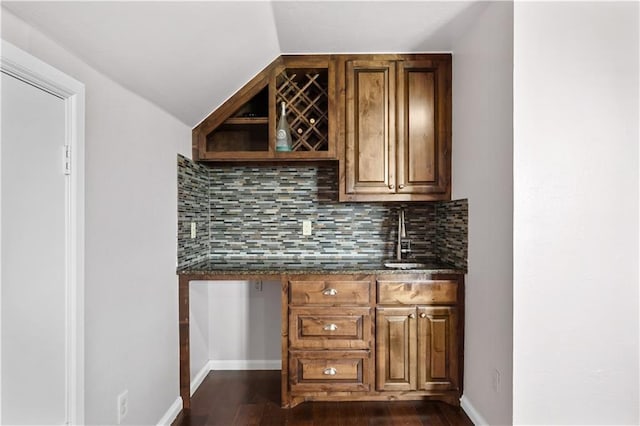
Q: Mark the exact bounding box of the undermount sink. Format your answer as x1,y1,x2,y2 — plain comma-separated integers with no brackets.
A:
383,261,427,270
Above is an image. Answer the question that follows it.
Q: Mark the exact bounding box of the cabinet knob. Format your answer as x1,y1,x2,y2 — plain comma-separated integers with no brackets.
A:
389,184,395,190
322,288,338,296
419,313,427,318
323,367,337,376
399,184,405,189
323,323,338,331
408,313,415,319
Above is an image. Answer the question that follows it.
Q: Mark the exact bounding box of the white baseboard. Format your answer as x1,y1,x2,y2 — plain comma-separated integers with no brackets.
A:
209,359,281,370
191,360,214,396
158,359,281,425
156,396,182,426
460,395,489,426
156,360,213,426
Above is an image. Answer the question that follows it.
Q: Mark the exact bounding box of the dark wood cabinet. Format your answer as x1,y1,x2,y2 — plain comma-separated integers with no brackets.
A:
282,272,463,408
192,54,451,203
192,56,337,161
374,275,462,406
179,271,463,411
284,275,376,408
339,55,452,202
376,306,458,393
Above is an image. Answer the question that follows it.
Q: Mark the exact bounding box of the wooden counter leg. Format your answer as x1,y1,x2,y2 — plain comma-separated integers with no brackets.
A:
280,276,290,408
179,276,191,411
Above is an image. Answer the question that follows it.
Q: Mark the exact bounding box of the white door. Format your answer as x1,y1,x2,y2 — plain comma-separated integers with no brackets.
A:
1,72,68,424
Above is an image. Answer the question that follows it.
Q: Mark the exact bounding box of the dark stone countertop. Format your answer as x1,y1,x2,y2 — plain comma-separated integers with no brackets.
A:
177,257,465,276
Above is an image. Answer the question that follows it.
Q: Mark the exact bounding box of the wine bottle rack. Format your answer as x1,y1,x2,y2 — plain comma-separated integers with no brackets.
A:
276,69,329,152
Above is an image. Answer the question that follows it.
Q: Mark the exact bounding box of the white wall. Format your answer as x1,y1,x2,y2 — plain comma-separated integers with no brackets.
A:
1,10,192,425
189,279,282,387
451,2,513,425
208,281,281,369
513,2,639,424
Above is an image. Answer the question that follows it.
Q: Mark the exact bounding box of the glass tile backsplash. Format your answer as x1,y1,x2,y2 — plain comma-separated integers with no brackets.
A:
177,155,467,270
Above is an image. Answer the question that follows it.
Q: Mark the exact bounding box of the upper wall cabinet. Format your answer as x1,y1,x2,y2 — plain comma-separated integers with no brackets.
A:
338,54,452,202
192,56,337,161
193,53,451,202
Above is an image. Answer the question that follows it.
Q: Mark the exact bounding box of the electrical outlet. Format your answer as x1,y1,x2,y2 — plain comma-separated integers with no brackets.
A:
254,280,263,292
492,369,501,393
302,220,312,236
190,222,197,239
117,389,128,424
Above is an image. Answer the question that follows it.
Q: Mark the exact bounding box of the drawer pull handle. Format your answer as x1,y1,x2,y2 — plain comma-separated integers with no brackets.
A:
322,288,338,296
409,313,416,319
419,313,427,318
323,323,338,331
323,367,337,376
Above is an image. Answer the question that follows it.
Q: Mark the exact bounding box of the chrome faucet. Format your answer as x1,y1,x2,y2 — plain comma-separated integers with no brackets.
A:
396,209,411,261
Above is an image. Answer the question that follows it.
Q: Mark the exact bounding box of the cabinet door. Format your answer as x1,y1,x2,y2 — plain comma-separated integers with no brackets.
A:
345,60,396,195
417,306,458,391
396,59,451,197
375,306,416,391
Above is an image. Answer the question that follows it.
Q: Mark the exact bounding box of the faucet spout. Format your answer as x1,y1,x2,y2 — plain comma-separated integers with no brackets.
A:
396,209,405,260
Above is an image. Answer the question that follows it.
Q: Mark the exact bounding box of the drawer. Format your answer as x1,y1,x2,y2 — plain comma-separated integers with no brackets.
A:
377,280,457,304
289,279,372,306
289,350,371,392
289,307,372,350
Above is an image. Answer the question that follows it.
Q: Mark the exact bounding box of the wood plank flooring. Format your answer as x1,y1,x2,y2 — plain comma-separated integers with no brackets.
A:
171,371,474,426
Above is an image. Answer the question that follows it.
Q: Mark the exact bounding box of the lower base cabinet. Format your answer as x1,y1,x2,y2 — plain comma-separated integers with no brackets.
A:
282,273,464,408
376,306,458,392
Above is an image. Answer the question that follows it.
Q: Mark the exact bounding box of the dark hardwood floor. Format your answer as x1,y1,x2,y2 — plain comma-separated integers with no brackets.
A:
172,371,474,426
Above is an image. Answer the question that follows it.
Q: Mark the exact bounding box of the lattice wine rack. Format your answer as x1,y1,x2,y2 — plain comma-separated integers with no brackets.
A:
276,69,329,152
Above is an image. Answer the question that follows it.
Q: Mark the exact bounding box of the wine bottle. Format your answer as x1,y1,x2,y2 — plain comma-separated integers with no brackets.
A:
275,101,292,152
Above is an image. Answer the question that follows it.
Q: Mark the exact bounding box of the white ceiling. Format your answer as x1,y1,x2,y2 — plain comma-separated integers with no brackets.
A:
2,1,487,127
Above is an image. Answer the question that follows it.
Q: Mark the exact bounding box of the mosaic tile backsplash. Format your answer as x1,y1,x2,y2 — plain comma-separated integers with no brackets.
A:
177,155,468,270
177,156,210,266
435,199,468,268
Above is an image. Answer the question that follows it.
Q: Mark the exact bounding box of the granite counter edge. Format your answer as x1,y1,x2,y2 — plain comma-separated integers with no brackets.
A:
177,267,465,276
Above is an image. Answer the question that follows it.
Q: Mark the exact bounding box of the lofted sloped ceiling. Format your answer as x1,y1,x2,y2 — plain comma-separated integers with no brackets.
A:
1,1,487,128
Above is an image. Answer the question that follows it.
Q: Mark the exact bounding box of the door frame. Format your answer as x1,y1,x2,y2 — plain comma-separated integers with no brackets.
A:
1,39,85,425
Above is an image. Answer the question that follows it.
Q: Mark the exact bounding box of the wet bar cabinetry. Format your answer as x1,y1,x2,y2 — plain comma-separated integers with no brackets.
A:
177,268,464,412
192,54,452,202
339,55,452,201
281,272,464,408
286,275,375,405
192,56,337,161
376,276,461,395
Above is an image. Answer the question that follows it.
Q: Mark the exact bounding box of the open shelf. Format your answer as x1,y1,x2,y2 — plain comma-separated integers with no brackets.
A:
224,117,269,125
205,87,269,154
206,122,269,152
